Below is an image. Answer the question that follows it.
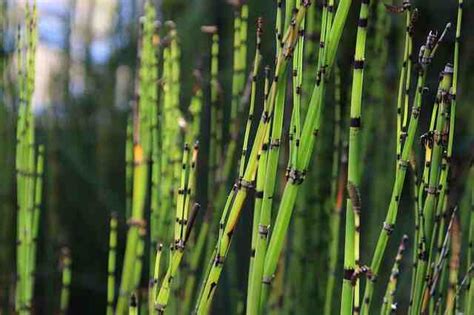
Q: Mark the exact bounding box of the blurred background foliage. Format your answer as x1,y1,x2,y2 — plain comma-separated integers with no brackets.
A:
1,0,473,314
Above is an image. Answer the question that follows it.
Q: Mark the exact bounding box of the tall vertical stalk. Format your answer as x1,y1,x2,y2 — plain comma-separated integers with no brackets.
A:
412,63,454,315
15,2,38,313
361,29,442,314
244,17,264,308
59,247,72,315
395,1,414,166
107,213,118,315
341,1,371,313
194,4,310,313
261,1,352,311
381,235,408,315
116,3,156,312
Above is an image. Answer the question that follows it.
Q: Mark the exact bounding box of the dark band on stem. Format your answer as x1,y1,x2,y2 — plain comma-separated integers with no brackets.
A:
353,59,365,69
350,117,361,128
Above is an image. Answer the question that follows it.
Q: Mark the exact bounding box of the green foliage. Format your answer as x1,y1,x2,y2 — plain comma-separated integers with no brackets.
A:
2,0,473,314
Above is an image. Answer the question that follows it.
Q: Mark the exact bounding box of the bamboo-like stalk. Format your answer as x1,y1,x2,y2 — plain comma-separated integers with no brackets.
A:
412,63,454,315
27,144,43,310
261,0,352,310
155,203,200,313
194,4,311,313
239,2,249,84
408,152,423,308
239,19,263,179
125,115,133,221
116,3,156,312
395,2,414,165
15,2,38,313
445,218,461,314
360,30,443,315
340,1,371,313
149,243,163,314
229,2,243,142
133,227,146,289
246,64,270,315
381,235,408,315
250,1,301,312
289,0,306,169
59,247,72,315
181,211,209,315
202,25,220,259
187,70,203,145
157,22,182,251
211,31,222,173
107,213,118,315
432,2,464,310
243,18,265,306
175,144,191,245
149,19,161,278
154,142,199,312
421,209,457,313
409,84,440,314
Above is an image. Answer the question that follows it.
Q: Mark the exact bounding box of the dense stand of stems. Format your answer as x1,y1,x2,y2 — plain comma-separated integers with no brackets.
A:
7,1,471,314
194,4,311,313
261,2,352,311
361,29,442,314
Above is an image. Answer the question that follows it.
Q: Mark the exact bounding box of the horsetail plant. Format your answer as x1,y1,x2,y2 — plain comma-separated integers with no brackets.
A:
445,218,461,314
249,1,302,311
149,242,162,314
394,1,415,167
360,27,448,315
340,1,371,313
15,2,41,313
116,2,158,312
411,63,454,315
195,4,311,312
246,62,269,314
154,142,200,313
380,235,408,315
261,1,352,307
149,19,162,277
421,208,458,313
5,0,473,314
158,20,183,249
429,2,464,307
261,1,350,314
27,144,43,307
243,16,264,298
59,247,72,315
125,114,134,220
107,212,118,315
155,203,201,313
